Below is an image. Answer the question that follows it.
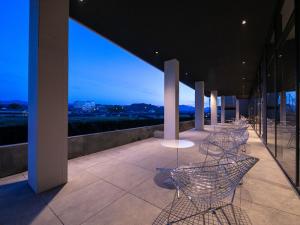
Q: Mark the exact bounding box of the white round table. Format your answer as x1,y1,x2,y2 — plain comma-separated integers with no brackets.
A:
161,139,194,167
156,139,194,191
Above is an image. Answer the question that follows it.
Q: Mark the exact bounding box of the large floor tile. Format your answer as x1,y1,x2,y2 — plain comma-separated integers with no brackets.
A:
132,154,175,172
85,158,123,179
130,177,175,209
101,163,154,191
50,180,125,225
247,158,291,189
41,171,100,203
82,193,161,225
238,174,300,216
68,152,113,171
236,199,300,225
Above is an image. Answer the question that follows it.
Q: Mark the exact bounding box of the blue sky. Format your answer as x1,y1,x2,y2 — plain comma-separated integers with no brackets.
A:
0,0,204,106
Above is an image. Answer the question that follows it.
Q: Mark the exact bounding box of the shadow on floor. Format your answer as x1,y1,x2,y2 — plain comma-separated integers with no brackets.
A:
153,194,252,225
0,180,64,225
154,169,176,190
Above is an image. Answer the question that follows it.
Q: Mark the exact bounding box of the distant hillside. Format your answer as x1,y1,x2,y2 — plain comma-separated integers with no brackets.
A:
179,105,195,113
0,100,27,105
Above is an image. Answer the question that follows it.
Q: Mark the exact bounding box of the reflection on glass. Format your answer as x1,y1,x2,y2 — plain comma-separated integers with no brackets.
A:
267,59,276,155
276,26,296,182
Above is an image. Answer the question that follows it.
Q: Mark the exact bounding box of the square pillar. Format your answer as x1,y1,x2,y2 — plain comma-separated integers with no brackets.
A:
280,92,286,125
210,90,218,125
28,0,69,193
236,98,240,121
164,59,179,139
195,81,204,130
221,96,225,123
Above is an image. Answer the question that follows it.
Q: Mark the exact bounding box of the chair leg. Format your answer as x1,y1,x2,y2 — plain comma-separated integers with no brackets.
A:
166,190,178,225
212,210,223,225
220,208,232,225
229,204,239,224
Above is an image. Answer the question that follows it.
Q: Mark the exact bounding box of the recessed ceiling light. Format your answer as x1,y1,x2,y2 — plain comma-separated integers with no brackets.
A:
185,72,188,75
242,20,247,25
155,51,159,55
242,77,246,80
242,61,246,64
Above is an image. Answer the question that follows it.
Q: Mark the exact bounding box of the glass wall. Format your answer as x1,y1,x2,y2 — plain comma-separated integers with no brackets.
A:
267,58,277,155
249,0,299,189
249,73,262,136
225,96,236,122
277,25,297,183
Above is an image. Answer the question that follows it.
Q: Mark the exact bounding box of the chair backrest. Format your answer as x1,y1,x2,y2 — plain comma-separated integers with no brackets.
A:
171,154,258,204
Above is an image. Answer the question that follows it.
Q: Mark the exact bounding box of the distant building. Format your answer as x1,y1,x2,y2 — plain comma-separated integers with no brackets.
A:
73,101,96,112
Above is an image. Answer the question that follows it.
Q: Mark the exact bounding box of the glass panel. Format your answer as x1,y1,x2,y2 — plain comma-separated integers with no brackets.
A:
277,26,296,182
225,96,236,122
217,96,221,123
267,59,276,155
255,86,262,136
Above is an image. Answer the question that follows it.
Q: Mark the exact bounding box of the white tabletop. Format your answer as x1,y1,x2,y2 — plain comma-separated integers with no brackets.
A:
161,139,194,149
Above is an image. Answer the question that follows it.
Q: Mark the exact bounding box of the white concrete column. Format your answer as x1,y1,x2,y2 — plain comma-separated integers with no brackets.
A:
210,90,218,125
280,92,286,124
164,59,179,139
236,98,240,121
195,81,205,130
28,0,69,193
221,96,225,123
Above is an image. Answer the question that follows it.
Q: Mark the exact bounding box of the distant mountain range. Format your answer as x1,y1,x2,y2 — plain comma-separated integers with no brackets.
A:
178,105,194,112
0,101,195,108
0,100,27,105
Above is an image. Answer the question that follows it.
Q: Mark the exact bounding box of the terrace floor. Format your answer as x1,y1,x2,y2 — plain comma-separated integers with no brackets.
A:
0,126,300,225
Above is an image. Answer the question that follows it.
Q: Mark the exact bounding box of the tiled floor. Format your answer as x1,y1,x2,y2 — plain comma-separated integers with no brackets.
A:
0,126,299,225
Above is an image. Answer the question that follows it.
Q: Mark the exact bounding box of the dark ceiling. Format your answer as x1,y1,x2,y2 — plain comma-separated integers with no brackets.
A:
70,0,278,98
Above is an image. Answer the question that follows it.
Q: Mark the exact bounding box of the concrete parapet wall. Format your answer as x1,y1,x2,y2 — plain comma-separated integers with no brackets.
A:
0,120,194,178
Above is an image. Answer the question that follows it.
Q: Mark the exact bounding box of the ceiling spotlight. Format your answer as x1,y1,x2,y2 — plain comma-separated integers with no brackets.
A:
278,54,283,58
155,51,159,55
185,72,188,76
242,61,246,64
242,77,246,80
242,20,247,25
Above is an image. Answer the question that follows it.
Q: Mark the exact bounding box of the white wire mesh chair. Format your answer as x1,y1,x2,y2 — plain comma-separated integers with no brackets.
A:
226,127,249,153
199,132,239,163
199,126,249,162
153,196,252,225
164,154,258,225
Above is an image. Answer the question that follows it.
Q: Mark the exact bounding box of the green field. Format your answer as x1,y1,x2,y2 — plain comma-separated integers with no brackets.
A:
0,114,194,145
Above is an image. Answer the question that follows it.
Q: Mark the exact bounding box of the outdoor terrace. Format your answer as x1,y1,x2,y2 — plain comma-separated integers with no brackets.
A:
0,126,299,225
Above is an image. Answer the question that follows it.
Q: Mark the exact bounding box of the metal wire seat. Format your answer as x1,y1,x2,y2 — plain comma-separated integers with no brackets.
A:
153,194,252,225
201,123,250,159
199,130,246,161
171,154,258,205
226,127,249,153
164,154,258,224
